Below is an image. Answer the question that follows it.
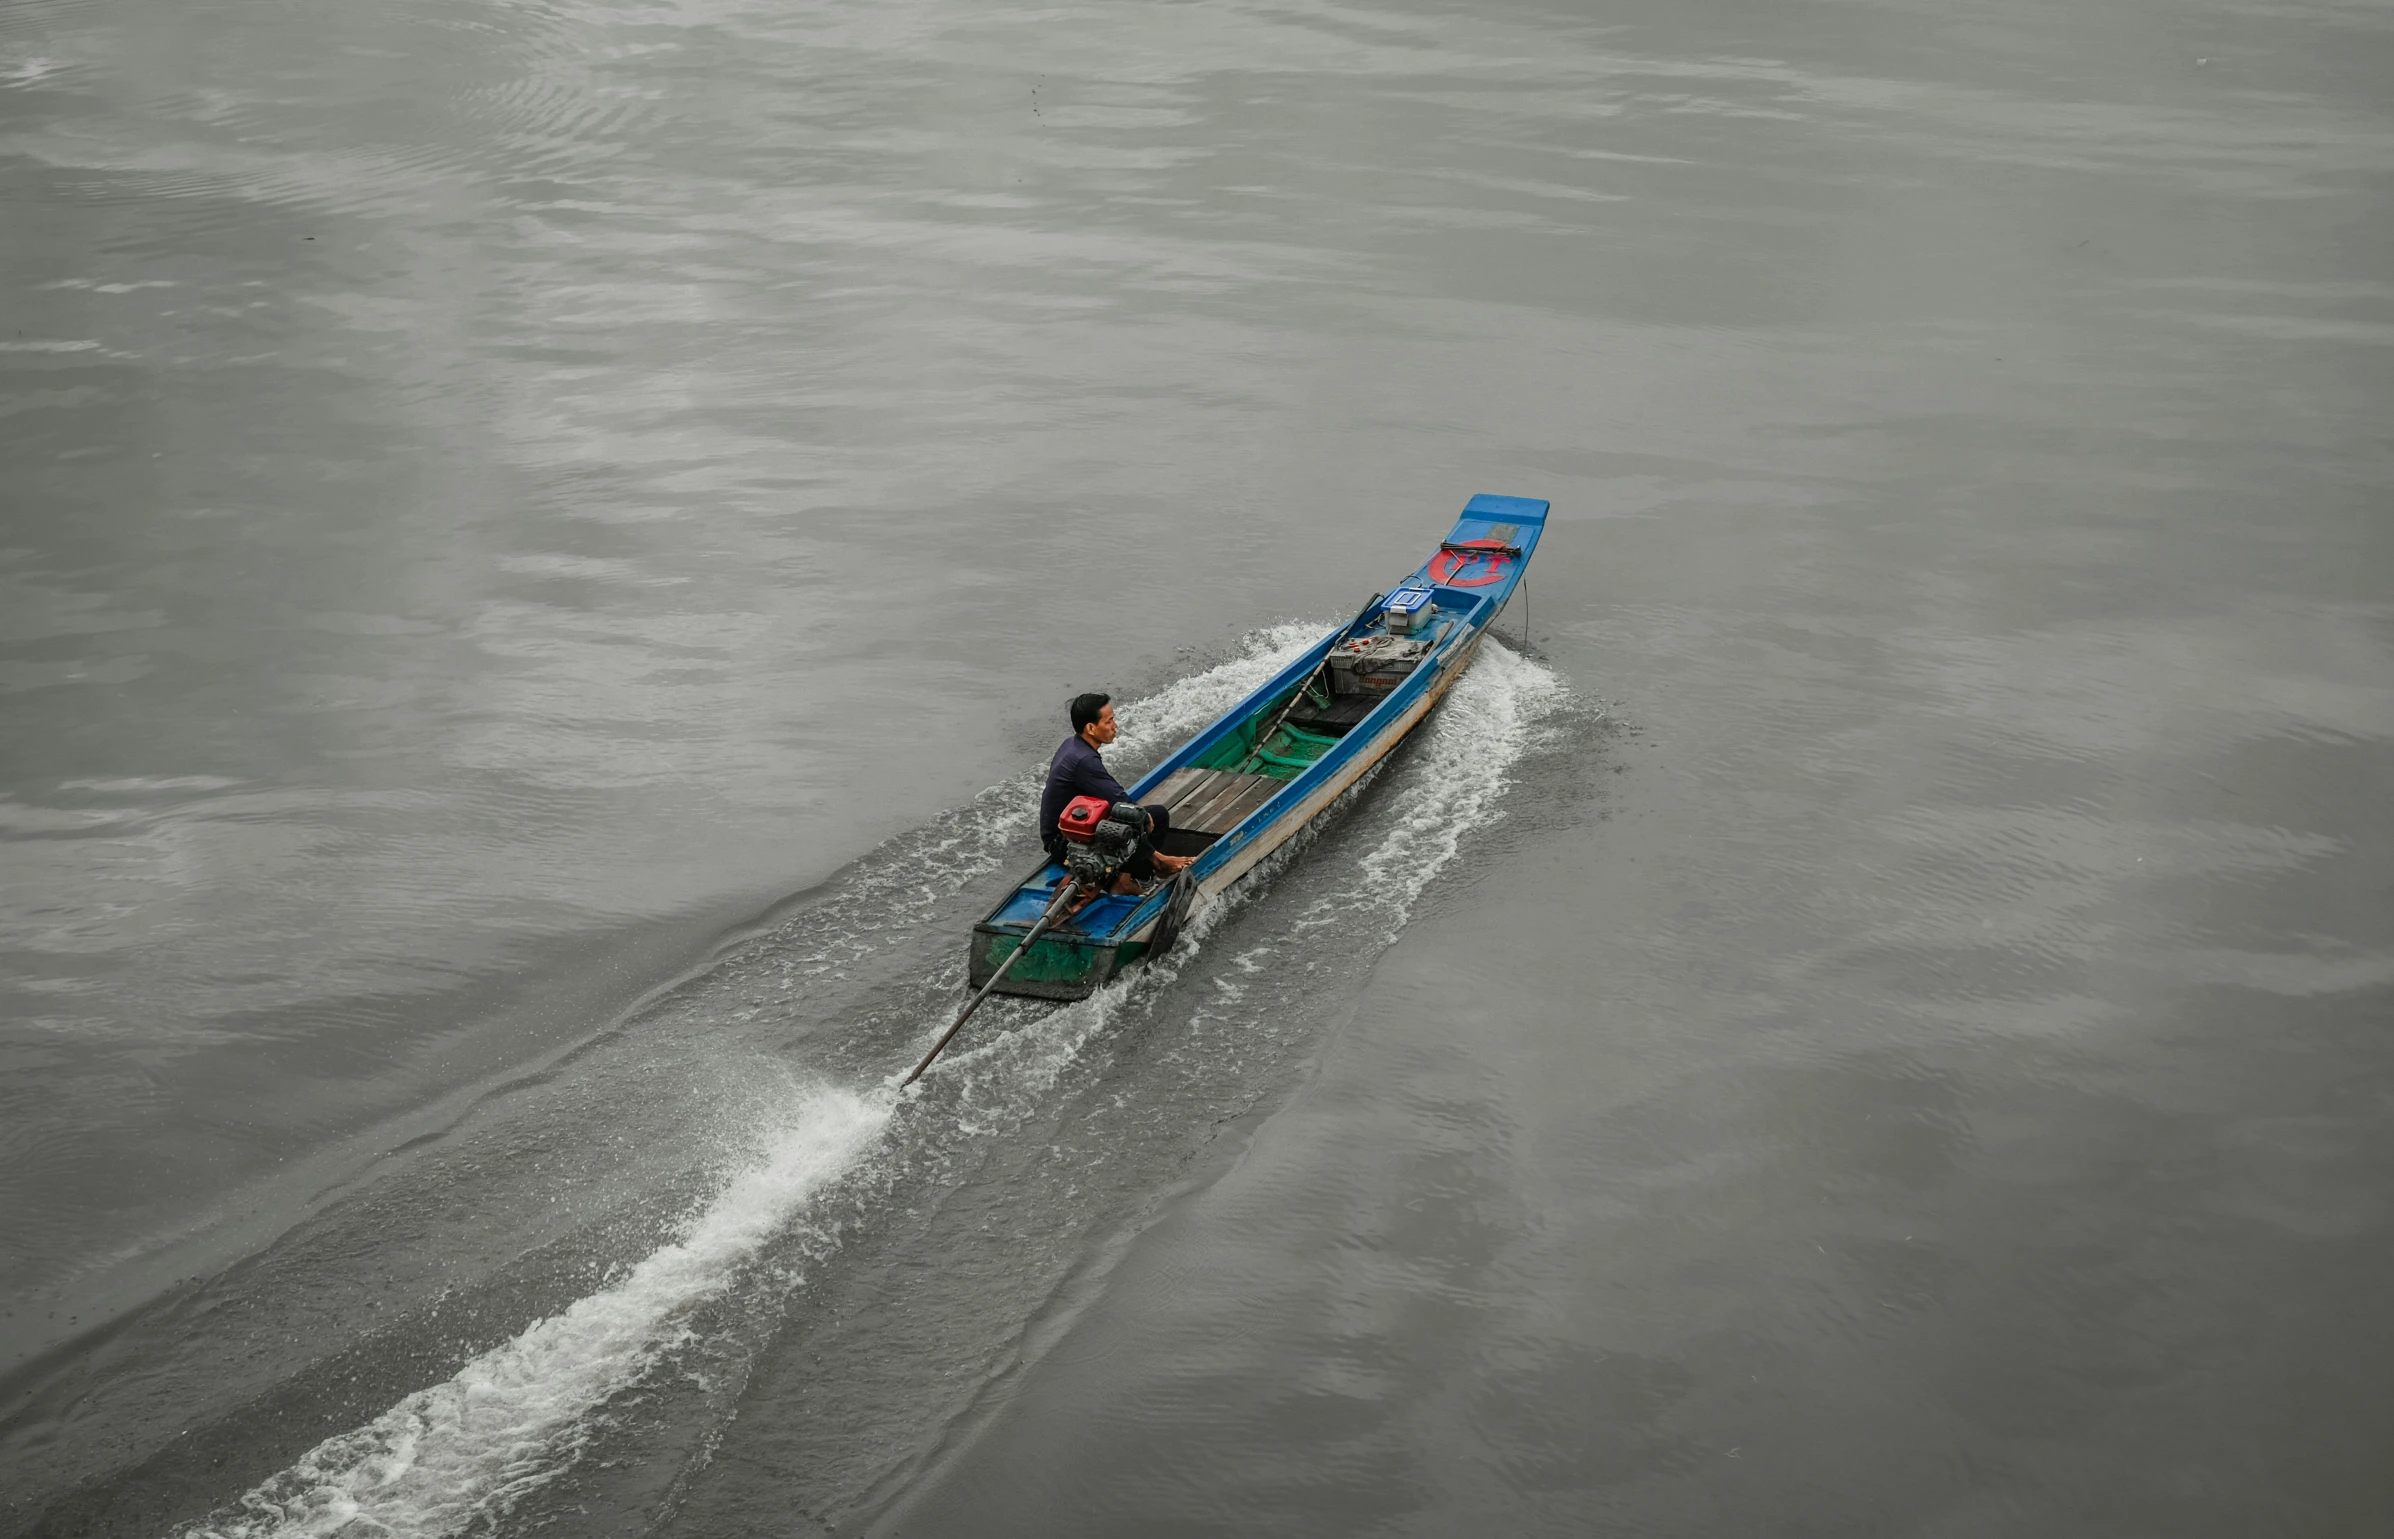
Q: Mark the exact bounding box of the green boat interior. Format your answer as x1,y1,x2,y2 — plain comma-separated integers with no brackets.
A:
1143,671,1388,857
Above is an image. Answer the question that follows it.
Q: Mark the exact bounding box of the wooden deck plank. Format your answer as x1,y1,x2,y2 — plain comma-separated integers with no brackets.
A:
1177,771,1280,834
1197,776,1282,833
1193,775,1274,830
1137,767,1293,836
1149,765,1225,818
1171,779,1243,831
1149,767,1210,811
1162,768,1236,817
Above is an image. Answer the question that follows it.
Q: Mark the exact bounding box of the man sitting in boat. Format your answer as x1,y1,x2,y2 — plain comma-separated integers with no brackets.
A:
1040,693,1193,894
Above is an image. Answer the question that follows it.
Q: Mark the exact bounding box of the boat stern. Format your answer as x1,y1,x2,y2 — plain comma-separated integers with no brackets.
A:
968,874,1171,1000
969,921,1132,1000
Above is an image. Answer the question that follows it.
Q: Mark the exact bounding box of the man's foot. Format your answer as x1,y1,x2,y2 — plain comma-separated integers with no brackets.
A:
1153,853,1193,876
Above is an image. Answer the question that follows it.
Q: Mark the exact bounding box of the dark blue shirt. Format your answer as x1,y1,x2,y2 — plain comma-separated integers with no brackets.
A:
1040,735,1131,853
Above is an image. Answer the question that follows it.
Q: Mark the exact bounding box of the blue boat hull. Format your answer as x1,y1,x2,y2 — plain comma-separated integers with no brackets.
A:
968,494,1547,1000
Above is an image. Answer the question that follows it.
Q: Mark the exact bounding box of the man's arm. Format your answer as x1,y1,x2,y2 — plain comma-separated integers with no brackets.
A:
1071,749,1133,808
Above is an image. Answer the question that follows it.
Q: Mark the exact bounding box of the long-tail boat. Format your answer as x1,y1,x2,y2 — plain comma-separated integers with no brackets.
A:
967,494,1548,1002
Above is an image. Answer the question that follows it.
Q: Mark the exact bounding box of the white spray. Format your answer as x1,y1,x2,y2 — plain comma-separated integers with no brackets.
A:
178,1088,886,1539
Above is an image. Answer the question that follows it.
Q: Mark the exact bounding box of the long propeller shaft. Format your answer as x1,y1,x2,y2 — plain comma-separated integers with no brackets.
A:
901,879,1083,1087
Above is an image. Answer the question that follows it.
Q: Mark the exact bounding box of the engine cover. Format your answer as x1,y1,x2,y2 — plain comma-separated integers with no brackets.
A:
1060,799,1148,887
1056,794,1113,844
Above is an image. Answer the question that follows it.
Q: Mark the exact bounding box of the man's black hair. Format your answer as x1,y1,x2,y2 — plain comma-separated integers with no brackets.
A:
1070,692,1112,734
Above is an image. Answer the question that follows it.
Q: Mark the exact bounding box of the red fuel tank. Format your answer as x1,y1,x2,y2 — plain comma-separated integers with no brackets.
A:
1056,795,1113,844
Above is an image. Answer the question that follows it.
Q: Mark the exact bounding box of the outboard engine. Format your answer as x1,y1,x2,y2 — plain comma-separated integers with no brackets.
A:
1056,795,1148,888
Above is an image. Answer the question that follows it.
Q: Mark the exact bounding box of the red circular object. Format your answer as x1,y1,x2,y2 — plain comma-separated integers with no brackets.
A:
1427,539,1513,587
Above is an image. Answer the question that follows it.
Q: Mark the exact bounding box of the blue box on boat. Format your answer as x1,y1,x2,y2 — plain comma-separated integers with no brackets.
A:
1382,585,1435,634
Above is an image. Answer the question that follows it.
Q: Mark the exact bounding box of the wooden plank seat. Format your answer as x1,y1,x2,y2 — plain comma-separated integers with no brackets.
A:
1145,768,1282,835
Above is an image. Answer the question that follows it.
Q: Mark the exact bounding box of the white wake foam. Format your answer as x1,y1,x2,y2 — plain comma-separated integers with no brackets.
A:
178,1087,886,1539
1108,620,1325,766
1341,637,1567,924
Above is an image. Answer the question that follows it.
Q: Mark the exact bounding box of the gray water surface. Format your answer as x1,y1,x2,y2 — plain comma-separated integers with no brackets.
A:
3,0,2390,1534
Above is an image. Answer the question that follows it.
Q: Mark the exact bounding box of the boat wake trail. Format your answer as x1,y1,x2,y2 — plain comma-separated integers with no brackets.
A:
1345,637,1568,925
167,628,1568,1539
177,1085,885,1539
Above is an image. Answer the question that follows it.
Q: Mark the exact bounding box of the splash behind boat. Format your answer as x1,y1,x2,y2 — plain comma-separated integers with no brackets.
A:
968,494,1548,1001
